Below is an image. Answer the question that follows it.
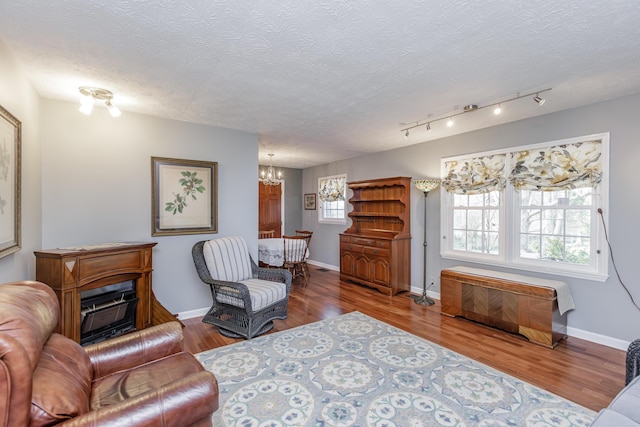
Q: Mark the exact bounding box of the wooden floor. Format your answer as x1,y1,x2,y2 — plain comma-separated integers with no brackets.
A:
182,266,625,412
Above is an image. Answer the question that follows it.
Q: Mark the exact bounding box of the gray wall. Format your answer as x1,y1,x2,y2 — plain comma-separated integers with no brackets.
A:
303,92,640,347
0,40,41,283
39,99,259,315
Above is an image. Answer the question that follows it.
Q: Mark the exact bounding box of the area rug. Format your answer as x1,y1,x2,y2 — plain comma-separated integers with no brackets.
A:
195,311,595,427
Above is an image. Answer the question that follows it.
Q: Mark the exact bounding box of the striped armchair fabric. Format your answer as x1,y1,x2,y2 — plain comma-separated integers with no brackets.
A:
193,236,292,339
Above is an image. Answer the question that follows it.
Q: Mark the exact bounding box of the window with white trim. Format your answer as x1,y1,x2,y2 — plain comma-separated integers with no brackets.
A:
441,133,609,281
318,174,347,225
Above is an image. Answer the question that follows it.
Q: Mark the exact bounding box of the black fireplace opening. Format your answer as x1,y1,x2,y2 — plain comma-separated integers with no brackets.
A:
80,280,138,345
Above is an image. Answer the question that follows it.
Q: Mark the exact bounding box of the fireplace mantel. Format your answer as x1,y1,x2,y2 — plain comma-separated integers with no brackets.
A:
35,242,176,343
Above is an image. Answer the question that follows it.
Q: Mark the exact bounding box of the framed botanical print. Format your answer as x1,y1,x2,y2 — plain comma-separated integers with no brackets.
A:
0,105,21,258
151,157,218,236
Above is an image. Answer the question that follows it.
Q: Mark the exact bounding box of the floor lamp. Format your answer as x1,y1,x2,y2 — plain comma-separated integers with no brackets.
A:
410,178,441,306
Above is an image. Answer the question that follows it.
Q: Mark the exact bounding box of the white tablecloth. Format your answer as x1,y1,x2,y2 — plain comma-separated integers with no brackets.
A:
258,238,309,267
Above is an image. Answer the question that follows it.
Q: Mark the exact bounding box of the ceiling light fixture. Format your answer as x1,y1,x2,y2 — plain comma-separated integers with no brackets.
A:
399,88,551,136
260,153,282,186
78,87,121,118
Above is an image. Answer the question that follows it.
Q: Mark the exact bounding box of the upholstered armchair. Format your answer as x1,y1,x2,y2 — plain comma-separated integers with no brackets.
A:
192,236,292,339
0,280,218,427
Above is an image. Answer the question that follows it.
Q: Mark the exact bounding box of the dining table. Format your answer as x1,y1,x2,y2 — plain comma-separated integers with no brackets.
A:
258,237,309,267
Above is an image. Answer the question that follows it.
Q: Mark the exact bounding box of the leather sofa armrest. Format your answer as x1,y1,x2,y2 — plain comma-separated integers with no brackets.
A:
58,371,219,427
86,321,184,379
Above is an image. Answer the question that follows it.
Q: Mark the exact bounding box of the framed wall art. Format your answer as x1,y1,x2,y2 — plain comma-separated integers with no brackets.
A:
304,193,316,210
151,157,218,236
0,105,21,258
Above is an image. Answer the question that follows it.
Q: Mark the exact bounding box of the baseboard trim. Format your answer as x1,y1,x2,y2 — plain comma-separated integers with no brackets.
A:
177,269,631,351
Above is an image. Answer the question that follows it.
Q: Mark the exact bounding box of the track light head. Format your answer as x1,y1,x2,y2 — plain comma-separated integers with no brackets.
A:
533,94,545,105
404,129,409,139
446,117,454,127
78,87,122,117
426,123,431,131
493,104,502,115
79,94,94,115
105,100,121,118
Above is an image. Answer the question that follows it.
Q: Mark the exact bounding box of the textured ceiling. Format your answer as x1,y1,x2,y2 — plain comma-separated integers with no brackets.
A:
1,1,639,168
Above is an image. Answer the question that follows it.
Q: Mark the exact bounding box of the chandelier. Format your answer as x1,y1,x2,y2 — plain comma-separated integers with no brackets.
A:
260,153,282,186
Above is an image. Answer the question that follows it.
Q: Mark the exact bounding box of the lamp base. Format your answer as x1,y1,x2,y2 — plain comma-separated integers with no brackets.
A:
409,293,435,306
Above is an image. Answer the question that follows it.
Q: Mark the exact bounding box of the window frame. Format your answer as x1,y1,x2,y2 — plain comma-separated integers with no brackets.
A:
440,133,609,281
317,174,347,225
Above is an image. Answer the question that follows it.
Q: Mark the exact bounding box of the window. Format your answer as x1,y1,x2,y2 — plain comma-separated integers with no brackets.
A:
318,174,347,225
452,191,501,254
441,133,608,281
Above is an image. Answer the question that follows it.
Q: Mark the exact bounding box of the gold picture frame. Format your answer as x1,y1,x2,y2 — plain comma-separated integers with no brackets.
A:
0,105,21,258
151,157,218,236
304,193,316,210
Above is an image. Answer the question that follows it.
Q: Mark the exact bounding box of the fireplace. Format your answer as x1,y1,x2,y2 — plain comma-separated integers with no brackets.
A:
35,242,160,343
80,280,138,345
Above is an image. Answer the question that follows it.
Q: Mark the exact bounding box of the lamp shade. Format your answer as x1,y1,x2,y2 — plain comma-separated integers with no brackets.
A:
413,179,441,193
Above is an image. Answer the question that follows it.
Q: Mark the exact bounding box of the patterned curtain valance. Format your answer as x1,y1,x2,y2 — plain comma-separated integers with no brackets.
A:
509,140,602,191
318,176,346,202
443,154,506,195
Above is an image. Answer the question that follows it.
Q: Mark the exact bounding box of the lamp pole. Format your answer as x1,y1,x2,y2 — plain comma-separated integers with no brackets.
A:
410,179,441,306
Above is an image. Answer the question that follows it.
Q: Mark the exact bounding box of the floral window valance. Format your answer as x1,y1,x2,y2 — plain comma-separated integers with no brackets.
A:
509,140,602,191
318,175,346,202
442,154,506,195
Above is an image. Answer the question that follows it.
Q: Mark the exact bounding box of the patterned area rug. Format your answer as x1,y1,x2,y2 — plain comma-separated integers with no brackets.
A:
196,311,595,427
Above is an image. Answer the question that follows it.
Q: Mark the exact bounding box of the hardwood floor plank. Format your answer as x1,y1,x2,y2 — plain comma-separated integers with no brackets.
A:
182,266,625,412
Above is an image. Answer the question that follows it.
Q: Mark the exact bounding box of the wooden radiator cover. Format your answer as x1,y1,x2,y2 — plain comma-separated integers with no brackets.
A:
440,268,568,348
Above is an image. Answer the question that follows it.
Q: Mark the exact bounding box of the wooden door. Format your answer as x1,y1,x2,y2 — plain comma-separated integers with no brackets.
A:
259,182,282,237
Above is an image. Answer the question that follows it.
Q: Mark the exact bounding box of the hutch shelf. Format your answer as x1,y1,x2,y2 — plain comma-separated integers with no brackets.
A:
340,176,411,296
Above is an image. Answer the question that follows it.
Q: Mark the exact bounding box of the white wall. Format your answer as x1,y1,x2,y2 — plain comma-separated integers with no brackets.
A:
40,98,259,314
303,92,640,347
0,40,41,283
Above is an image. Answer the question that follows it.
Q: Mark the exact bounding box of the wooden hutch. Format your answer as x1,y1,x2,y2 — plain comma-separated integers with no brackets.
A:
340,176,411,296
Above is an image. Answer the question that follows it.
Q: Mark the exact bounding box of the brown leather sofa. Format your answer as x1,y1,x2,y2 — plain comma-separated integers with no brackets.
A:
0,281,219,426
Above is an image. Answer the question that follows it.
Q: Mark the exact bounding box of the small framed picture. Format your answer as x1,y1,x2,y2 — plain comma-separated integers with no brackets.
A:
151,157,218,236
304,193,316,210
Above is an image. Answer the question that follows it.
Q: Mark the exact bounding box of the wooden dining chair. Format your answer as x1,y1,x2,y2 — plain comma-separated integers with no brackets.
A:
283,235,309,286
258,230,275,239
294,230,313,277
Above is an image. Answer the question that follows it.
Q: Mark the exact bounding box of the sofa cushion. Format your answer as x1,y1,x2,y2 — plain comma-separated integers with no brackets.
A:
609,375,640,422
591,409,640,426
0,281,59,372
90,351,205,409
203,236,253,282
30,333,93,426
215,278,287,311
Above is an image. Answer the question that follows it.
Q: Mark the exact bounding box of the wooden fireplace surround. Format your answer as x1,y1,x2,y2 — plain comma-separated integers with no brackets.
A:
35,242,177,343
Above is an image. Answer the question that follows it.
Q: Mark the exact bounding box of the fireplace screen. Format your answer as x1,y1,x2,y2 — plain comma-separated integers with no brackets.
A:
80,281,138,345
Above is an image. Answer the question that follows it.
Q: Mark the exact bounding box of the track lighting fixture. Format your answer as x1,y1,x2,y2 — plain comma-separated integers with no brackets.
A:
533,94,545,105
400,88,551,137
78,87,121,118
